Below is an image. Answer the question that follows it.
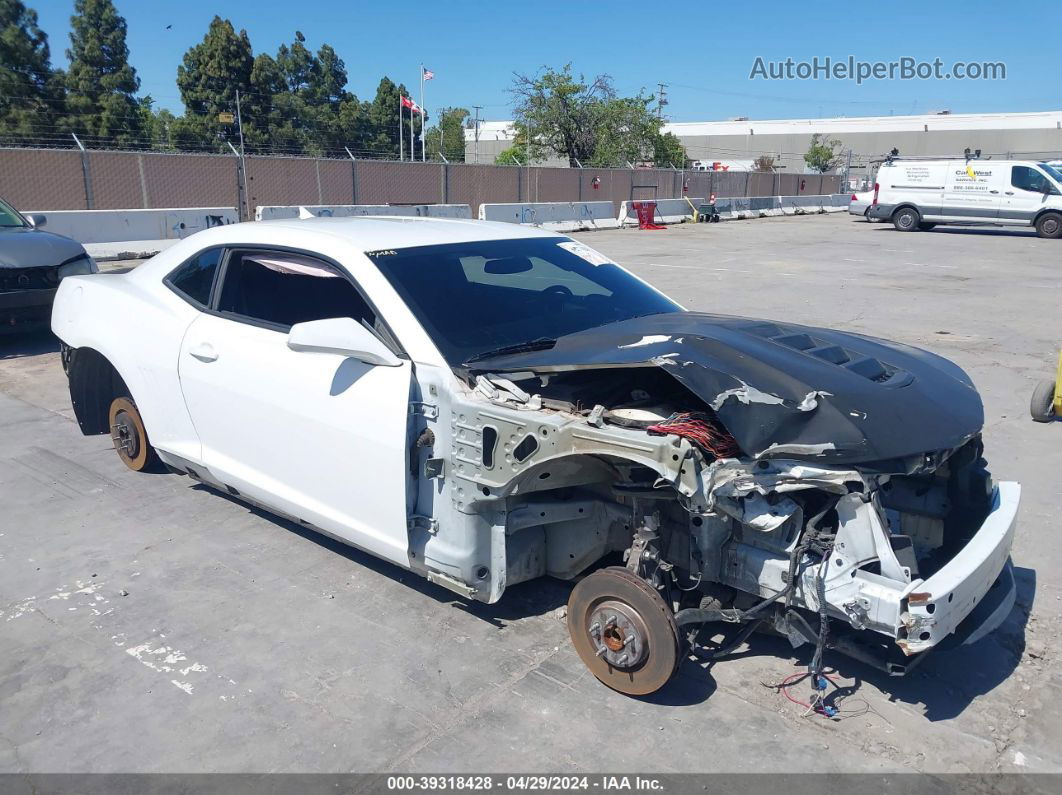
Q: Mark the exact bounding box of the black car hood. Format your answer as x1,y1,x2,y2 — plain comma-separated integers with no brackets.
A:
0,227,86,269
466,312,984,467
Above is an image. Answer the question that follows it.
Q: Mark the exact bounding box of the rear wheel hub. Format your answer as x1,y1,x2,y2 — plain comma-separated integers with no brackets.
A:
111,409,140,459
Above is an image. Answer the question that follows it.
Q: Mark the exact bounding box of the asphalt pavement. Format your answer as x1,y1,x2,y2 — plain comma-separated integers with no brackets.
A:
1,214,1059,775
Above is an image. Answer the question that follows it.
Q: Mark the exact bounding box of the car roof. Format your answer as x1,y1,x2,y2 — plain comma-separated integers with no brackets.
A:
128,216,570,283
260,216,563,248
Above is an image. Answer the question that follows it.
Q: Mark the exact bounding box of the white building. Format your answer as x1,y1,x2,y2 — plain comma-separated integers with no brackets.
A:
465,110,1062,182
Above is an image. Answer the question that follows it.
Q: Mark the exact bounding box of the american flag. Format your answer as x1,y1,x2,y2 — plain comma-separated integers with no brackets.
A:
423,67,434,80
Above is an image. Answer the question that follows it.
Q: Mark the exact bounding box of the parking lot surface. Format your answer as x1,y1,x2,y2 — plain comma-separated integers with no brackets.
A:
1,214,1060,774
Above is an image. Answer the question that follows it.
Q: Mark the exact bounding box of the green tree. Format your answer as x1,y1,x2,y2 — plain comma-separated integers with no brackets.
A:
492,123,546,165
804,133,842,173
509,64,607,167
366,76,414,158
242,51,286,151
252,32,370,156
494,145,523,165
653,131,687,169
424,106,468,162
0,0,63,142
508,64,681,167
174,16,253,151
138,95,176,150
271,31,325,153
61,0,143,147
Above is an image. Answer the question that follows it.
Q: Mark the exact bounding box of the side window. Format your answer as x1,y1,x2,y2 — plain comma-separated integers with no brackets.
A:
1012,166,1049,193
166,247,223,306
215,250,378,332
459,255,611,297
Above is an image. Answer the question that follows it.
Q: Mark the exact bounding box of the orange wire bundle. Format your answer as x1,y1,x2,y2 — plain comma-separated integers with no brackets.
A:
646,412,741,459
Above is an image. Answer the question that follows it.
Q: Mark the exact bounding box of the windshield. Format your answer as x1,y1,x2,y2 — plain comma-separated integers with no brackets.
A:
0,198,27,228
368,237,680,365
1041,163,1062,185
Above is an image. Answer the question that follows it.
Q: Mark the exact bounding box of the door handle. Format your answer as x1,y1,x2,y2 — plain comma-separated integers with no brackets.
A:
989,190,999,194
1005,191,1015,195
188,342,218,362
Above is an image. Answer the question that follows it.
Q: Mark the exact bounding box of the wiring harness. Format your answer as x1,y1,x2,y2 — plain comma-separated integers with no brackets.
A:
646,411,741,459
762,671,878,721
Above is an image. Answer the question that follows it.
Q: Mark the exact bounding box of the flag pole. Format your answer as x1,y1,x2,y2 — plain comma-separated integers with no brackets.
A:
410,98,415,162
399,94,404,161
420,65,426,163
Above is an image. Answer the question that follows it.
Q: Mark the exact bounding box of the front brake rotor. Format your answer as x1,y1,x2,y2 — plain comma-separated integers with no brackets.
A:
567,566,681,696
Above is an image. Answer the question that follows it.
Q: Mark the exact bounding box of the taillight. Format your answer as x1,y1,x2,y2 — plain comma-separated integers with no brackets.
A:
851,193,858,201
872,183,880,205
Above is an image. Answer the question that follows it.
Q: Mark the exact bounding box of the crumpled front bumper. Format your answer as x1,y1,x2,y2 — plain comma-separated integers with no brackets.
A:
897,481,1020,655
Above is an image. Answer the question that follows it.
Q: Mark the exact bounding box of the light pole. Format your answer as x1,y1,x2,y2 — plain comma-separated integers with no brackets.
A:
472,105,482,164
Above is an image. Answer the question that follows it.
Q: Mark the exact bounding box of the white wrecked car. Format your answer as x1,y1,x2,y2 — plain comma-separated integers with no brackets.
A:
52,218,1019,695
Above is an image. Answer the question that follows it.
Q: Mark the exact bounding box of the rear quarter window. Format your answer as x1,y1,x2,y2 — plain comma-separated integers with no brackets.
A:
165,248,224,307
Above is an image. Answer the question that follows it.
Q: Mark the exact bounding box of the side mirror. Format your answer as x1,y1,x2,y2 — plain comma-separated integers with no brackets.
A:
287,317,402,367
27,213,47,228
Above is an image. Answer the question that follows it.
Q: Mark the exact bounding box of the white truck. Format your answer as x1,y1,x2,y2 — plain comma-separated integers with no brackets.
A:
868,157,1062,237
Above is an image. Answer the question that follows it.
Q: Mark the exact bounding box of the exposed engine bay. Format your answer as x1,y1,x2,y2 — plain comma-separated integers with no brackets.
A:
408,314,1020,695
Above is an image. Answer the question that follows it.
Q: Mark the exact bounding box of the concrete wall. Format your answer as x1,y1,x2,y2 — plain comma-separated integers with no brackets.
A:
617,198,705,225
255,204,472,221
29,207,239,245
478,201,618,231
480,195,847,230
711,194,850,219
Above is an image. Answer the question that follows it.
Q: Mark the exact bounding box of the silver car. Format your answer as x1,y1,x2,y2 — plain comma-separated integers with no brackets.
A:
0,197,97,334
848,190,877,220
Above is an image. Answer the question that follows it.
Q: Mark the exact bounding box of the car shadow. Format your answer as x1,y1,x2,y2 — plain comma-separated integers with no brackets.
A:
191,482,571,621
187,481,1033,716
871,226,1039,238
0,329,59,359
657,565,1036,715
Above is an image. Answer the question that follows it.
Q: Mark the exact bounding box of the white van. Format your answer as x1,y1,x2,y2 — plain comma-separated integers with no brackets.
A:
867,158,1062,238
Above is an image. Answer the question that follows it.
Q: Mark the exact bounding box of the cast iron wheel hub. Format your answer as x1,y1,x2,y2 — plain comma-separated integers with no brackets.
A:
567,566,681,695
587,600,649,669
111,410,140,458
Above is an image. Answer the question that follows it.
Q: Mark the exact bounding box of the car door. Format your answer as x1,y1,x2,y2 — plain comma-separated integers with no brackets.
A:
940,161,1001,221
1001,165,1060,224
177,247,414,567
889,162,944,218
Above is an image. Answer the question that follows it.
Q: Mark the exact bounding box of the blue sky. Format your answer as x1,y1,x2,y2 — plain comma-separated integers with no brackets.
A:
32,0,1059,121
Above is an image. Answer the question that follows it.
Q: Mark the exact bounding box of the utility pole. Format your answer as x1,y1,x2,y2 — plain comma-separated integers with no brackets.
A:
472,105,482,164
235,89,246,159
527,117,533,201
234,90,247,221
657,83,668,121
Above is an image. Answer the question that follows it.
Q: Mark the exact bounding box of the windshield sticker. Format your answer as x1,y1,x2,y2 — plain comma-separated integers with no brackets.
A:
557,241,613,266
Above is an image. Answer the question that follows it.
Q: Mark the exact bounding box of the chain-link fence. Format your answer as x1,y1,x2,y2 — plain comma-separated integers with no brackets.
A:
0,146,843,219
